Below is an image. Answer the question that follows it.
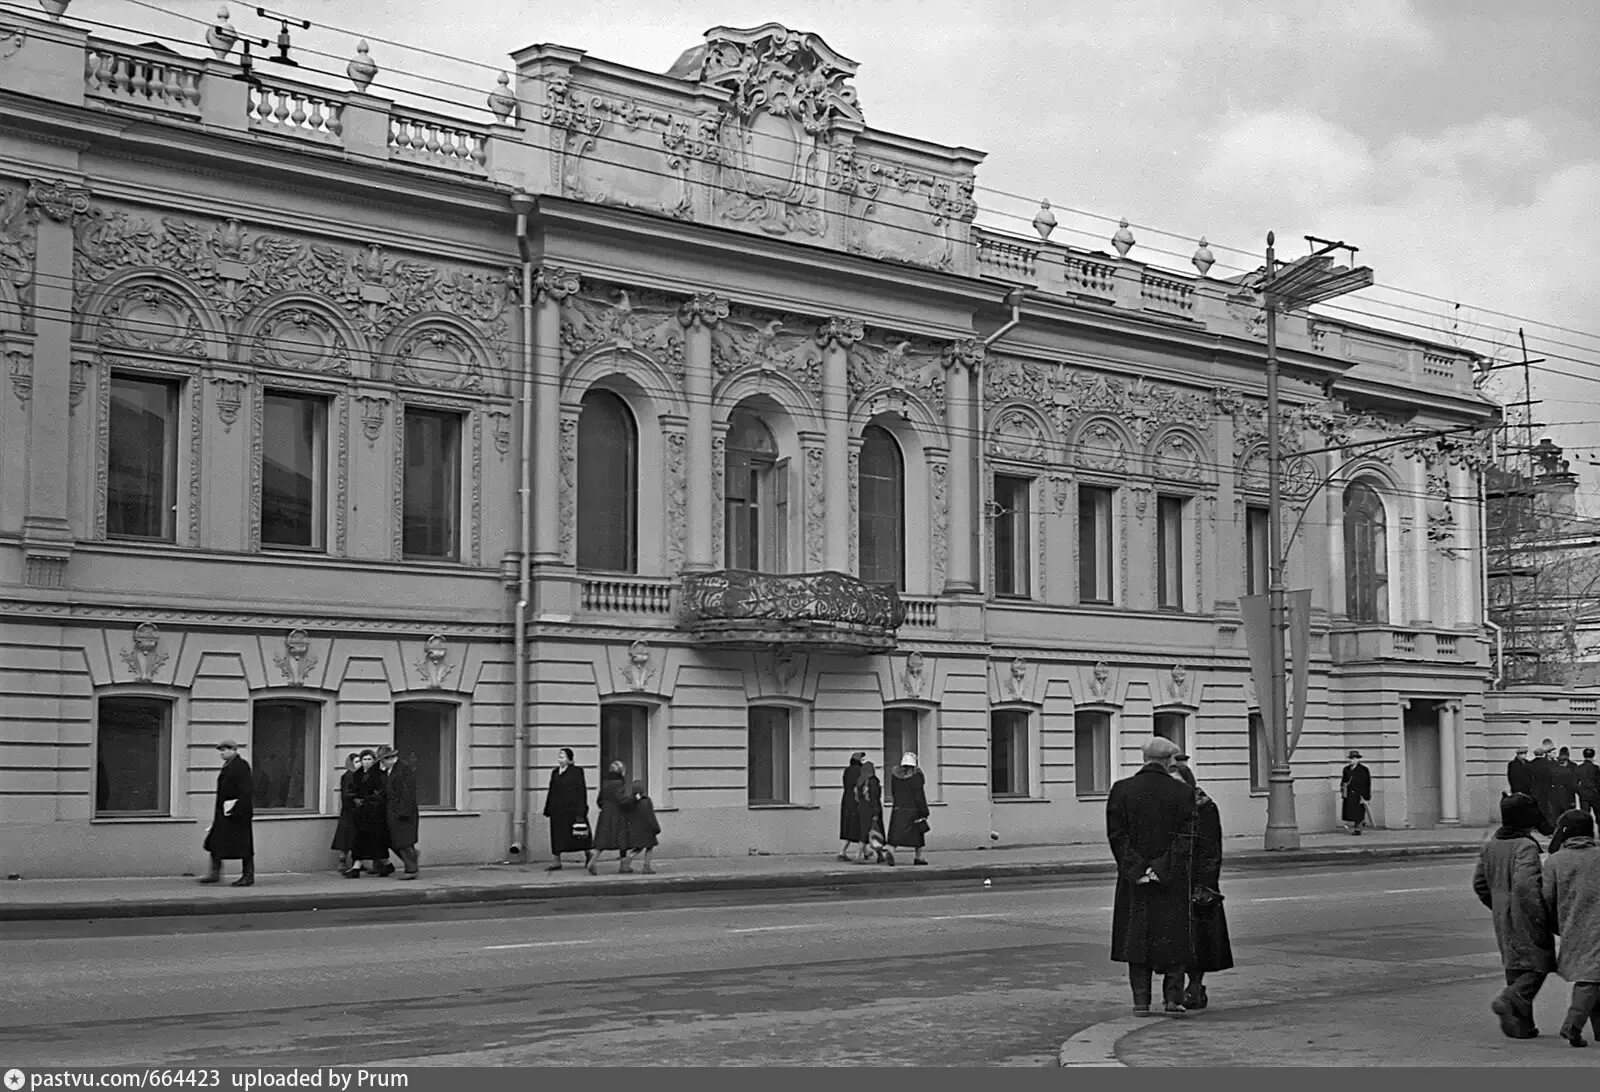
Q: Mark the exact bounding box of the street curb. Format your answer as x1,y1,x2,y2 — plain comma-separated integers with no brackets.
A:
0,842,1481,922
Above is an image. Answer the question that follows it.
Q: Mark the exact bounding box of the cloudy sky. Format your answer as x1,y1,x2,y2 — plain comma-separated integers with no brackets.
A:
78,0,1600,505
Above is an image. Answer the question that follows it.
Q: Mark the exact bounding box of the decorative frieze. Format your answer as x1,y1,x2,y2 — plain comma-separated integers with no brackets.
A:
557,413,578,563
273,628,318,686
664,427,688,572
415,633,451,689
561,284,686,379
804,443,826,569
118,622,169,683
0,185,36,331
711,306,823,395
847,333,946,417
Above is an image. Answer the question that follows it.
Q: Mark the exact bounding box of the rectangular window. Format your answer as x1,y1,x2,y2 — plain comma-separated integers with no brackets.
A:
1074,709,1113,796
1078,485,1115,603
95,697,172,816
747,706,792,805
1156,495,1185,609
883,708,920,772
1153,711,1187,754
990,710,1030,797
1249,711,1269,792
993,475,1032,597
251,700,320,812
261,391,327,550
403,408,461,560
600,703,651,795
1245,506,1270,597
395,702,457,809
107,375,179,541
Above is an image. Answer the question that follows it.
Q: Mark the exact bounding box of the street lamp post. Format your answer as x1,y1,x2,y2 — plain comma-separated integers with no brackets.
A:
1260,231,1374,851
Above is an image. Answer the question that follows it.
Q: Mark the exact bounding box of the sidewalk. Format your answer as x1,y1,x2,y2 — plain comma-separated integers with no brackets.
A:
0,826,1492,922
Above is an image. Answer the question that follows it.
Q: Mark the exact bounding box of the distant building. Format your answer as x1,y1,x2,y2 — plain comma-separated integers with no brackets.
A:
0,12,1499,876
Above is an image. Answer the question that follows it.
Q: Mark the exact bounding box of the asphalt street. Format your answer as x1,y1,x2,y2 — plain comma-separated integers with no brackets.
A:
0,858,1560,1067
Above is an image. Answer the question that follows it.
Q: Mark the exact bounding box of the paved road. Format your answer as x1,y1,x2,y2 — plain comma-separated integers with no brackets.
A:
0,859,1548,1067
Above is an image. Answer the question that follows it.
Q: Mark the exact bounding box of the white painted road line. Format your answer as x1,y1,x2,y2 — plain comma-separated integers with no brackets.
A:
482,938,603,950
1247,884,1454,903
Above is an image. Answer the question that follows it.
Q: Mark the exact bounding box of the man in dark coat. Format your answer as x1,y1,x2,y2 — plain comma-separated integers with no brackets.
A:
1578,748,1600,823
1507,746,1532,798
376,745,420,880
1552,748,1580,818
1339,750,1371,835
1528,746,1559,834
1106,737,1198,1016
200,740,254,887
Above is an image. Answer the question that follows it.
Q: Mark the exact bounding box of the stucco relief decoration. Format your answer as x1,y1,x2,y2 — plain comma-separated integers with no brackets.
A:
547,76,706,220
621,640,656,692
71,210,515,374
902,649,926,698
712,306,822,394
804,445,826,569
1088,660,1114,704
991,408,1048,462
1006,656,1028,702
986,358,1214,448
487,410,511,457
678,292,730,330
415,633,452,689
26,180,90,224
847,334,945,416
274,629,319,686
0,27,24,61
248,306,350,373
1075,420,1129,474
208,375,246,432
100,284,206,357
677,24,861,238
356,393,389,448
1152,431,1205,482
1166,664,1188,705
69,359,92,413
1050,474,1073,514
392,324,485,391
711,432,726,559
0,186,36,332
7,349,29,403
561,285,686,379
832,146,976,270
665,429,688,569
558,416,578,563
118,622,170,683
769,649,802,694
1129,483,1153,522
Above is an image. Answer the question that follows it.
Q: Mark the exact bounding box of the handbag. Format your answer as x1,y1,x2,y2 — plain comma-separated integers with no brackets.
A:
913,816,931,834
1192,885,1224,911
570,820,591,839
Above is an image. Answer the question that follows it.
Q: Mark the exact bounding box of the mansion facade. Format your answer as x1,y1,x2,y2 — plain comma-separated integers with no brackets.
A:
0,12,1504,876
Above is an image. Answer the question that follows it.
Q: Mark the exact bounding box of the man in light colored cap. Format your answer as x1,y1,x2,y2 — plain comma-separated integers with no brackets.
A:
1106,736,1198,1016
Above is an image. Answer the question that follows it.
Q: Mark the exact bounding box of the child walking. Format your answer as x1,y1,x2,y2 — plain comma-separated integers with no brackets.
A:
625,779,661,875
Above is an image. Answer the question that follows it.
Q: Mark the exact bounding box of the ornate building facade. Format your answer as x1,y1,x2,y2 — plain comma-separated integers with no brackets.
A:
0,12,1500,876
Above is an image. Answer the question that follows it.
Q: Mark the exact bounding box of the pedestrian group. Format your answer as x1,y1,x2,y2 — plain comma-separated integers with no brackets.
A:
542,749,662,874
837,751,932,866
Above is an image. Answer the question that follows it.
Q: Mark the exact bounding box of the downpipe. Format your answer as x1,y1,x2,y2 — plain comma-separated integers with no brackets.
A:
509,193,536,860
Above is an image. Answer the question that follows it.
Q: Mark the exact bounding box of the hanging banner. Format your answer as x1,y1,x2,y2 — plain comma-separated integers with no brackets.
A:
1288,588,1313,757
1238,593,1276,764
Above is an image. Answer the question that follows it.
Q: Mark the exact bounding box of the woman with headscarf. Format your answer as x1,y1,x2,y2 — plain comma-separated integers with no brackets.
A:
330,751,359,874
854,760,887,864
343,749,393,878
1175,760,1233,1010
587,759,634,875
542,747,592,872
887,751,930,866
838,752,866,861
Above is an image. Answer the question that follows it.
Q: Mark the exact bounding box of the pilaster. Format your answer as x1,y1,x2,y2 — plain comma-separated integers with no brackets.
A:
678,293,727,572
817,316,861,573
942,339,982,594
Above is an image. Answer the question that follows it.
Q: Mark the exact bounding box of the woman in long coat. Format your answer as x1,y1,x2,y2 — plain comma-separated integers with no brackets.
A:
1176,762,1233,1010
886,752,930,865
587,760,634,875
542,747,592,871
343,750,392,878
838,752,865,860
330,752,359,873
854,761,887,864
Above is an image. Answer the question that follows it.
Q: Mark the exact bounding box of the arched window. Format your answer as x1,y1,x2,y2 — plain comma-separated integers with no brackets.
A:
1343,480,1388,623
858,425,905,588
576,389,637,572
724,409,785,571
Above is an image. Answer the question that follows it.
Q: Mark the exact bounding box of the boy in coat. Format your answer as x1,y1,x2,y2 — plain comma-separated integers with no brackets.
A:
1473,793,1555,1039
200,740,255,887
624,779,661,875
376,745,420,880
1541,809,1600,1047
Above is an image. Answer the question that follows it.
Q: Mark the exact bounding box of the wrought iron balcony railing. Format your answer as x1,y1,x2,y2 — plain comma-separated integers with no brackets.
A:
678,569,907,652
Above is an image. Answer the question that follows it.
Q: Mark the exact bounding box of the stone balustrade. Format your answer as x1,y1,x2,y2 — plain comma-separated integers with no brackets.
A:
85,42,203,118
579,574,676,616
246,79,345,143
389,110,490,175
975,236,1039,280
901,596,939,628
1330,625,1483,665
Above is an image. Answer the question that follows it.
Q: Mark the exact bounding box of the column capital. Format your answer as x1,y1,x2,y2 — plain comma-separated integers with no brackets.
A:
26,179,91,224
815,316,864,349
533,266,580,301
677,292,730,328
942,337,985,372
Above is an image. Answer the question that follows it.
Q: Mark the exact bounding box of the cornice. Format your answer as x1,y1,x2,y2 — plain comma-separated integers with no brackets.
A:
0,597,513,639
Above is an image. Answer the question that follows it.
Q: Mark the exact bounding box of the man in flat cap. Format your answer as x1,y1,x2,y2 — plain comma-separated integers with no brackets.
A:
1506,746,1533,799
1340,750,1371,836
200,740,254,887
1106,737,1198,1016
376,744,420,880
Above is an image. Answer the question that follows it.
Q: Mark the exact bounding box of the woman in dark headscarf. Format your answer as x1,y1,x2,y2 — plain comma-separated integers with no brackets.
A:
330,751,359,874
854,760,886,864
838,752,866,861
1175,760,1233,1010
344,749,392,878
587,760,633,875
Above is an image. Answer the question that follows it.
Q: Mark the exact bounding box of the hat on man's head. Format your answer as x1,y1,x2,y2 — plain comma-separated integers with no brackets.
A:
1347,750,1363,759
374,745,398,762
216,740,242,751
1500,792,1543,831
1174,752,1191,763
1515,746,1529,754
1142,738,1182,762
1585,748,1596,759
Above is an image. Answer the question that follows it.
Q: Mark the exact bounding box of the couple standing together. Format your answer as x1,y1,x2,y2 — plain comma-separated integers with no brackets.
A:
1105,737,1234,1015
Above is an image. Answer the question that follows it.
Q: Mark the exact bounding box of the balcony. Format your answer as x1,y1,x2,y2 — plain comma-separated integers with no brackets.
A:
678,570,907,653
1330,625,1484,667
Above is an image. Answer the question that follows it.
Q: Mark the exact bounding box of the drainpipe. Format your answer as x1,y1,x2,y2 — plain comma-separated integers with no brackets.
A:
508,191,537,860
1481,430,1503,688
977,288,1026,597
